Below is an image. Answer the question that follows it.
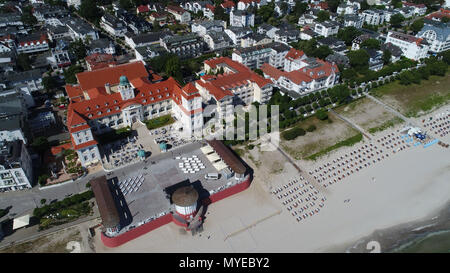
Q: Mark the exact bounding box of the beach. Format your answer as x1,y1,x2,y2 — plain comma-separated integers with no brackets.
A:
93,108,450,253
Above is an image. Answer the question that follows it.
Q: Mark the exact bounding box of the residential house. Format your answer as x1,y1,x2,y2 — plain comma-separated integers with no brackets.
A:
124,31,172,49
385,31,429,60
417,19,450,53
261,48,340,97
160,33,205,59
203,31,232,51
361,9,385,25
100,13,127,38
225,26,253,45
230,10,255,27
167,5,191,24
314,21,340,37
0,140,33,192
232,41,290,69
16,32,49,54
86,38,116,55
191,20,227,37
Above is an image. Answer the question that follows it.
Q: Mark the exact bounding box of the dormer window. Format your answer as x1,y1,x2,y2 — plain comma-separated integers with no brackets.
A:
115,106,119,110
141,93,145,97
149,91,152,95
96,105,100,108
88,114,93,118
156,89,160,93
151,97,154,101
158,95,162,99
105,102,109,106
107,109,111,113
114,100,118,104
97,111,102,115
86,107,90,111
142,99,147,103
166,93,170,97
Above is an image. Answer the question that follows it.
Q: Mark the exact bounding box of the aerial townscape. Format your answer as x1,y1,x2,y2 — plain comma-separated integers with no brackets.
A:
0,0,449,254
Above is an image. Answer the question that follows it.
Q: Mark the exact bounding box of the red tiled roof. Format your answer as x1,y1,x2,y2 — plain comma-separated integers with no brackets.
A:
285,48,305,61
85,53,117,71
201,57,272,100
76,62,148,91
167,5,186,15
137,5,150,13
205,4,215,12
221,0,235,8
18,33,48,47
51,143,73,156
425,9,450,20
73,139,98,150
402,2,426,8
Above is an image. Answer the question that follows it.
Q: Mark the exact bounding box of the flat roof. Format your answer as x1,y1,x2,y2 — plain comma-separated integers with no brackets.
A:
110,141,247,235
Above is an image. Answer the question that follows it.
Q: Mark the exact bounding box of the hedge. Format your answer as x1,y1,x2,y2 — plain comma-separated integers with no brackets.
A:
282,127,306,140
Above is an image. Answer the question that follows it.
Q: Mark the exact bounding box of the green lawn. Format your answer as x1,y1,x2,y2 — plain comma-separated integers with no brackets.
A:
145,114,175,130
371,73,450,117
368,117,404,134
305,133,363,161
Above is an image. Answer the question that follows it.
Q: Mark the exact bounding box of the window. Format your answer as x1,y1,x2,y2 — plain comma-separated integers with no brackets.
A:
107,109,111,113
115,106,119,110
142,99,147,103
96,105,100,108
98,111,102,115
105,102,109,106
114,100,118,104
117,119,123,124
91,153,96,159
88,114,93,118
86,107,90,111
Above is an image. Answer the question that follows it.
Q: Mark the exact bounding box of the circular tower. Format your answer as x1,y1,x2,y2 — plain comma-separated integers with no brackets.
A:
172,186,199,219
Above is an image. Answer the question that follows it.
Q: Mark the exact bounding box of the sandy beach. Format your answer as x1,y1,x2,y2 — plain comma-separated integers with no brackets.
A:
93,108,450,253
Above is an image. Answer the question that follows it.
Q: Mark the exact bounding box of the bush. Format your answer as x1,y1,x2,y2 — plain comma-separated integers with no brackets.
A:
40,199,47,205
316,109,328,120
306,125,317,132
282,127,306,140
247,144,255,150
39,174,49,186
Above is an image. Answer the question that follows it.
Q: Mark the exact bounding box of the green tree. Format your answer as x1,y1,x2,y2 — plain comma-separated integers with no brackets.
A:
347,49,370,69
315,45,333,60
21,5,38,26
382,50,392,65
315,108,328,120
293,1,308,17
390,14,405,28
360,38,381,50
119,0,133,9
63,65,84,84
441,50,450,65
69,39,87,61
40,199,47,205
42,76,58,92
79,0,103,23
17,54,31,71
317,10,330,22
257,3,275,22
325,0,340,12
337,27,362,46
32,137,50,154
410,19,424,33
214,5,228,22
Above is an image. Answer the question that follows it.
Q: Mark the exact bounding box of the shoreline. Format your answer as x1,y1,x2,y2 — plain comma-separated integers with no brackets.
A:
326,200,450,253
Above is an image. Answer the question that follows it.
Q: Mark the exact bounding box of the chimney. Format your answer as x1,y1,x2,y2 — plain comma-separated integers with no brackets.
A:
105,83,111,94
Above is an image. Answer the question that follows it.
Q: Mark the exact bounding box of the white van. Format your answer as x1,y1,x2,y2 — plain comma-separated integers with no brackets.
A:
205,173,219,180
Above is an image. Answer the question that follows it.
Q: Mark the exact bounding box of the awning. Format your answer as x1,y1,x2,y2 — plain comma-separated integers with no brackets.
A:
200,145,214,155
213,161,228,171
206,153,221,162
13,214,30,230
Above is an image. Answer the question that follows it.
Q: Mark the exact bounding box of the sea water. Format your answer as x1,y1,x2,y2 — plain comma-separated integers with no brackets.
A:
391,229,450,253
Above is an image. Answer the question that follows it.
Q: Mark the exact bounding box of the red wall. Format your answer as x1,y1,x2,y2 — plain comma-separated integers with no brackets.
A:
101,176,252,248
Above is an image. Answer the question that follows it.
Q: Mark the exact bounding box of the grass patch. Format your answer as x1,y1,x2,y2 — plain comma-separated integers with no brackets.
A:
368,117,404,134
371,73,450,117
306,133,363,161
144,114,175,130
233,147,245,157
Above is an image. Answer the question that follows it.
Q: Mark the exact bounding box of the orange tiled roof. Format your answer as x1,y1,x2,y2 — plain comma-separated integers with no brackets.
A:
76,62,149,91
285,48,305,61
